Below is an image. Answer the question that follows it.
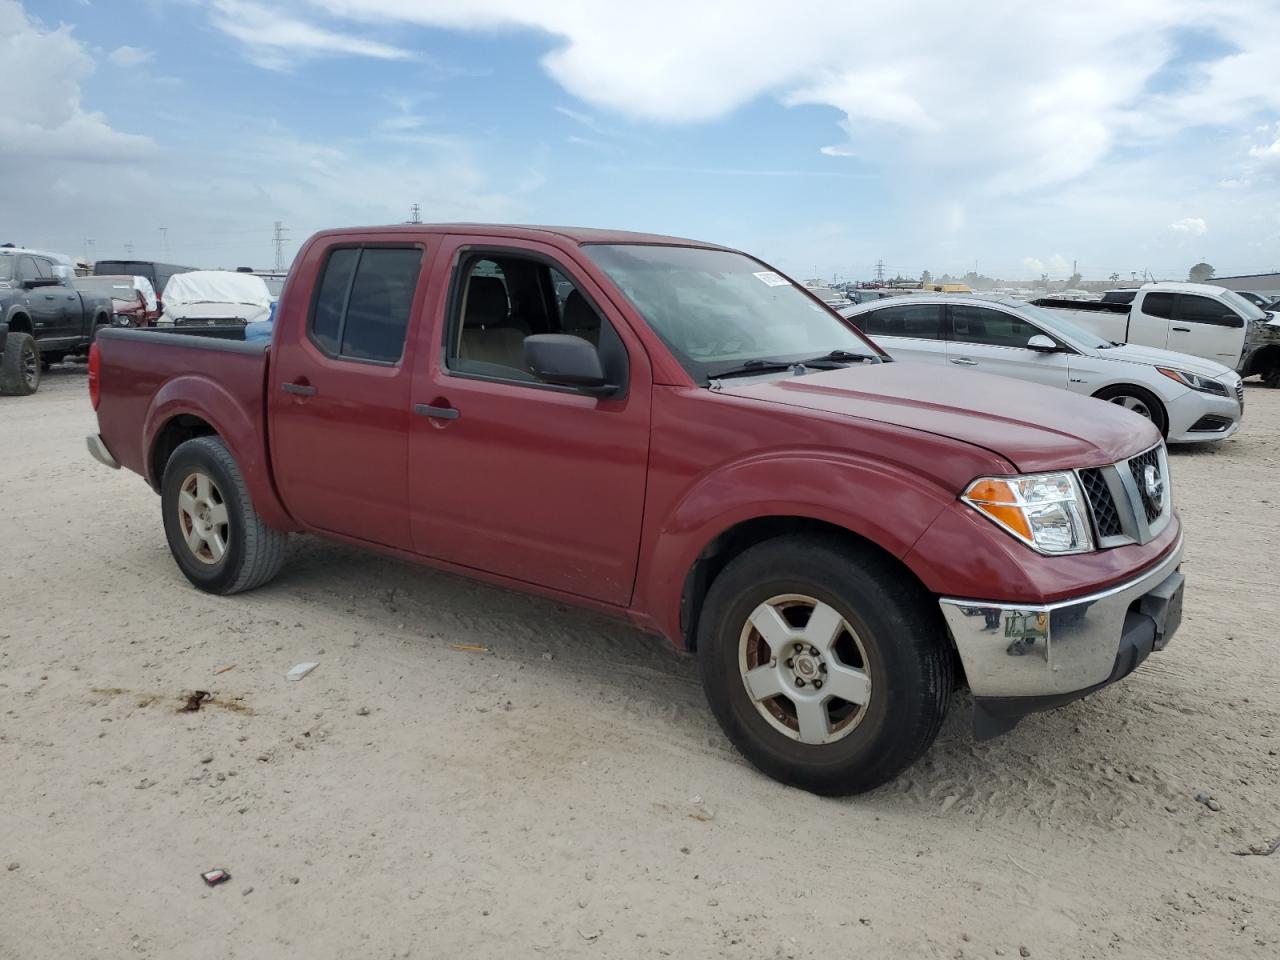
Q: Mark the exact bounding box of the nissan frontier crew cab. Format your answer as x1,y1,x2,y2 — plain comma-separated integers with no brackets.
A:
86,225,1185,796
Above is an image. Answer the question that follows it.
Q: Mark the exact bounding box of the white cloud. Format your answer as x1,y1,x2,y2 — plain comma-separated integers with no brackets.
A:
108,44,152,67
0,1,152,162
1169,217,1208,236
210,0,411,69
1021,257,1045,274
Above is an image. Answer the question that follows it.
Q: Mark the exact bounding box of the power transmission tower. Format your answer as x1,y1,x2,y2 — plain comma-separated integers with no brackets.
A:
409,203,422,224
272,221,290,273
874,259,885,284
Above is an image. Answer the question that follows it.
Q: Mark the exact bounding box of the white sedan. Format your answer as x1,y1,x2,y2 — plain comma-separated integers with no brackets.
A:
839,296,1243,443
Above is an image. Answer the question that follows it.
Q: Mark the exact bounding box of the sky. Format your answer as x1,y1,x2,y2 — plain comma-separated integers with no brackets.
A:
5,0,1280,282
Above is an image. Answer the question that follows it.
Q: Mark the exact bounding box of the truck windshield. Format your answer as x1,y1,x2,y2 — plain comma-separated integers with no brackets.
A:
583,244,878,382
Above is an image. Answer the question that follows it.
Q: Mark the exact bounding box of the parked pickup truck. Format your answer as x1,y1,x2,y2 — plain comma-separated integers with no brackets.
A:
1,246,112,395
1034,281,1276,383
86,224,1186,795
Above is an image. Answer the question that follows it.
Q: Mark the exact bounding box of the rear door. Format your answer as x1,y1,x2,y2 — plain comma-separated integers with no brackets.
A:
269,236,434,549
16,256,65,339
1169,293,1247,366
945,303,1070,388
852,302,947,364
407,236,651,605
43,258,85,339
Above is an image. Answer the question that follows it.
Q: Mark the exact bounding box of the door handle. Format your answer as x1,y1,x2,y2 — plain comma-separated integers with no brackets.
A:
1171,326,1190,332
45,295,56,300
950,357,978,365
281,381,316,397
414,403,460,420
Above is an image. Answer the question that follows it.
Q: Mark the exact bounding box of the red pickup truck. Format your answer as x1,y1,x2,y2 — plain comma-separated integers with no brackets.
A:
86,224,1185,795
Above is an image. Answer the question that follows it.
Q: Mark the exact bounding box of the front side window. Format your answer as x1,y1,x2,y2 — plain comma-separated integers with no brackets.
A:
308,246,421,363
859,303,943,340
1175,294,1243,328
0,257,13,283
582,244,875,381
950,305,1040,348
446,252,610,382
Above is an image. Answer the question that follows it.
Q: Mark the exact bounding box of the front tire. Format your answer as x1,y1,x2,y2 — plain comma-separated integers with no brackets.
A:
1094,384,1168,437
0,332,41,395
1264,365,1280,389
697,535,952,796
161,436,286,594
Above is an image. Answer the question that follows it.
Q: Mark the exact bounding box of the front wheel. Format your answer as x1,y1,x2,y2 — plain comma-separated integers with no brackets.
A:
1093,384,1168,437
161,436,286,594
697,535,952,796
1264,365,1280,389
0,332,41,395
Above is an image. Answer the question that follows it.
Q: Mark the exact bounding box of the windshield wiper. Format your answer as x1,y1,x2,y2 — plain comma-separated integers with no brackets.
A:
706,358,798,380
800,349,880,364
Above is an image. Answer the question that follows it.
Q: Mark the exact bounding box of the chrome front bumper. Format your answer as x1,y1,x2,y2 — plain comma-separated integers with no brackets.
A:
939,538,1184,701
86,433,120,470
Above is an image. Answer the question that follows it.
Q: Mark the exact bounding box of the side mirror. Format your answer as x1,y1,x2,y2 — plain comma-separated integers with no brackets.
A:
1027,334,1058,352
524,334,618,395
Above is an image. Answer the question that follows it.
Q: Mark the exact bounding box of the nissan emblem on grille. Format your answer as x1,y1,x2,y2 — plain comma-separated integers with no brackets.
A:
1142,464,1165,512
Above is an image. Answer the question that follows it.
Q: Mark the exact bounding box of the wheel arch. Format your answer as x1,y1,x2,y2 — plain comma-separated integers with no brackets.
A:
5,311,32,334
150,413,219,489
1091,382,1169,437
1243,344,1280,379
678,515,940,654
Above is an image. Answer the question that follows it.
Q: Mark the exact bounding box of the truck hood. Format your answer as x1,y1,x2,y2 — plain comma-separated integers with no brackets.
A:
1096,342,1236,379
722,362,1159,473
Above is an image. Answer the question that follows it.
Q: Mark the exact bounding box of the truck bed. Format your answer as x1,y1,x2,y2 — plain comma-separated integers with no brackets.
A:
94,327,270,487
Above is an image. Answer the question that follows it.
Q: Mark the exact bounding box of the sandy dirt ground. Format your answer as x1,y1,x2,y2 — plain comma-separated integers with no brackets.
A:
1,364,1277,960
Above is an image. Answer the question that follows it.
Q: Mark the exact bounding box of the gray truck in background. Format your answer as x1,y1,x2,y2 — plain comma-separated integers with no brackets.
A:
0,247,113,395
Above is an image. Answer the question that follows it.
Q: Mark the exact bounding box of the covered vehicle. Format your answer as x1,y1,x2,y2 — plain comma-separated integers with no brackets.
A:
159,271,272,327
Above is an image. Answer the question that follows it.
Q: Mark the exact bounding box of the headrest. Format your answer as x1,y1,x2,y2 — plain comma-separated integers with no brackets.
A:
562,289,600,333
464,276,508,328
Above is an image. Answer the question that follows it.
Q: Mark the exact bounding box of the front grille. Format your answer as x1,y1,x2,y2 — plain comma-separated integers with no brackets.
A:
1127,447,1164,522
1079,467,1122,538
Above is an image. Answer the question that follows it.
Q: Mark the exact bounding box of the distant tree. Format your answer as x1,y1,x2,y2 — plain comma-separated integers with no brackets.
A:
940,273,954,283
1189,262,1215,282
920,269,932,285
1108,272,1120,282
1039,273,1049,288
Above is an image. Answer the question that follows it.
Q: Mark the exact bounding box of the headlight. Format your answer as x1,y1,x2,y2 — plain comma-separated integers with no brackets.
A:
962,472,1094,555
1156,367,1229,396
113,313,130,326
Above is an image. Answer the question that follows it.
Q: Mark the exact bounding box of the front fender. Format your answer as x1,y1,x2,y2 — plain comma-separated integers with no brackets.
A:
634,449,957,644
143,374,295,531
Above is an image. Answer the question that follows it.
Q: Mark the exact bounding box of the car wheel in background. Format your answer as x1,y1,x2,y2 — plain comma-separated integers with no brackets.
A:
161,436,286,595
0,332,41,396
697,534,952,796
1093,384,1168,437
1264,365,1280,389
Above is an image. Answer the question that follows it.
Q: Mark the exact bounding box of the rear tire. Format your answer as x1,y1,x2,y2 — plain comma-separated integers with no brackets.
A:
161,436,286,594
0,332,41,395
1264,365,1280,389
1094,384,1168,437
697,534,952,796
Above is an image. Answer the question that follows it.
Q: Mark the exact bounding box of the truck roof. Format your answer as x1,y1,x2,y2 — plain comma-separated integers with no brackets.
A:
1139,281,1234,296
312,223,732,250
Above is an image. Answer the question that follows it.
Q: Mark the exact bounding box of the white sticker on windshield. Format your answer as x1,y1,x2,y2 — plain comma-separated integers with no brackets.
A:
753,271,790,287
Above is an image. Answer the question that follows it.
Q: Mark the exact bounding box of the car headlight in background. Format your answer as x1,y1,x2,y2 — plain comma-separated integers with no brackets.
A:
113,314,130,326
1156,367,1229,396
963,472,1094,555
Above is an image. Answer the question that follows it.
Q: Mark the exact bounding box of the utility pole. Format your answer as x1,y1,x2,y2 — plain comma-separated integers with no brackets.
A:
409,203,422,224
874,259,885,284
124,241,134,256
159,226,169,259
272,221,290,273
84,239,95,262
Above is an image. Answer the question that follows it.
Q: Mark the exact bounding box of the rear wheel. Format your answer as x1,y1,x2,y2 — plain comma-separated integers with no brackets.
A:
161,436,286,594
1264,365,1280,389
1094,384,1168,437
0,332,41,395
697,535,952,796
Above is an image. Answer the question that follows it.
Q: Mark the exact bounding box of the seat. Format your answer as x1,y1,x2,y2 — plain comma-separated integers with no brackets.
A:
559,289,601,345
459,275,527,371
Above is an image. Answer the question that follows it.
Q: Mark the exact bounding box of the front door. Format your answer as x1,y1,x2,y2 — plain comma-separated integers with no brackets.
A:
945,303,1071,388
16,256,65,340
408,239,651,606
269,240,432,550
1169,293,1247,367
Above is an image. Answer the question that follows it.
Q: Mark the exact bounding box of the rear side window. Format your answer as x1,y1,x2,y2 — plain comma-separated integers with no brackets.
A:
309,246,421,363
859,303,944,340
1175,294,1243,328
1140,292,1174,319
949,305,1039,348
